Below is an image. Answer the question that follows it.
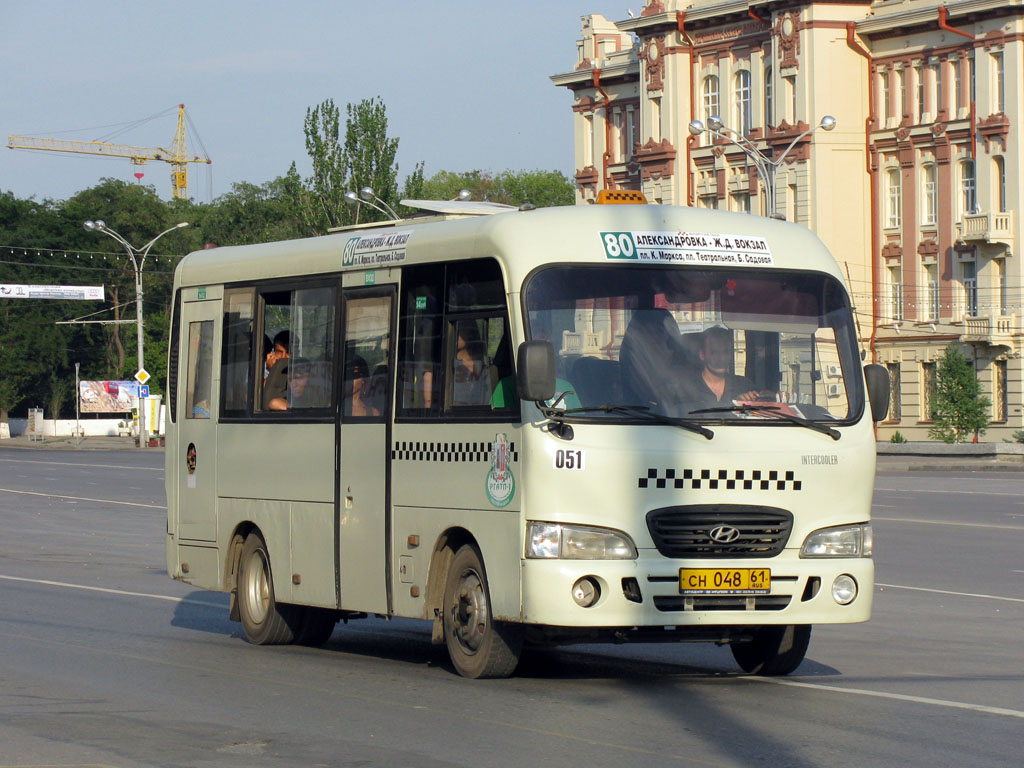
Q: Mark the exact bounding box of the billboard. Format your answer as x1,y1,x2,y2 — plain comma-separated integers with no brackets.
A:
1,284,105,300
79,381,141,413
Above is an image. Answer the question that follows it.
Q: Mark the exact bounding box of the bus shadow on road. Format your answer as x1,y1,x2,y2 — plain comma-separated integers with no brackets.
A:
170,590,242,637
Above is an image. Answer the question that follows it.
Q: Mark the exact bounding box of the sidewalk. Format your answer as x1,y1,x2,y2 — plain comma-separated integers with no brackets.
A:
0,434,163,451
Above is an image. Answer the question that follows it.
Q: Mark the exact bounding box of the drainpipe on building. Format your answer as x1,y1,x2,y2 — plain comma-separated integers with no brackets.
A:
593,68,613,191
937,6,977,159
677,11,696,206
847,23,880,364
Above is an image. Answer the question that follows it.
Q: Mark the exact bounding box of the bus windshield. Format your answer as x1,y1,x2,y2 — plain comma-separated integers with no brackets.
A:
524,265,864,424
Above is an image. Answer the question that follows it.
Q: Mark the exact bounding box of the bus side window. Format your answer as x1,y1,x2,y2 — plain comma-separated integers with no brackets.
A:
257,284,336,413
221,288,255,417
398,265,444,416
185,320,215,419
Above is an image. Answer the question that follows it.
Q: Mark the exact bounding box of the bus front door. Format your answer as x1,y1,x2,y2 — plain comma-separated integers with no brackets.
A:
175,295,220,542
338,284,396,614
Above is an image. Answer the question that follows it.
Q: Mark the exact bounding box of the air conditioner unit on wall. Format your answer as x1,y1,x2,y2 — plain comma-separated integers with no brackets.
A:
826,364,842,378
826,383,841,398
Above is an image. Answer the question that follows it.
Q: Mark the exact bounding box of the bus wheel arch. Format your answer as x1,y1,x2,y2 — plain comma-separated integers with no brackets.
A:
425,527,475,642
441,542,523,679
236,530,302,645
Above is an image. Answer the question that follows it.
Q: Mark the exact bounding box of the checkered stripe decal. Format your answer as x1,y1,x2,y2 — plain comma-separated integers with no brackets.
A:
391,441,519,463
639,468,802,491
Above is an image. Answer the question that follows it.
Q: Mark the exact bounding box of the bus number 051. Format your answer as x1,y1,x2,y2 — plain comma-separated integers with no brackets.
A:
553,449,585,470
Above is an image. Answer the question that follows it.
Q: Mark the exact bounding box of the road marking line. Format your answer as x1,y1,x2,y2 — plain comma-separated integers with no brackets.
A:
0,487,165,509
875,487,1024,497
0,457,163,472
877,582,1024,603
742,676,1024,719
873,516,1024,531
0,574,223,608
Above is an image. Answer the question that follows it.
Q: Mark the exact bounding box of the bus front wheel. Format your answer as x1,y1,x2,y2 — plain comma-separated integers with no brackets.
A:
238,532,300,645
442,544,522,679
731,625,811,675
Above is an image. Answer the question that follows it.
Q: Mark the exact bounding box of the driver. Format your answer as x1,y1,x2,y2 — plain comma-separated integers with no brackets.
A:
683,326,761,406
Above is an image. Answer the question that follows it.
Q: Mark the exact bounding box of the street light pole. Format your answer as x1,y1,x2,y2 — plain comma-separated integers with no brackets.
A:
688,114,836,219
84,220,189,448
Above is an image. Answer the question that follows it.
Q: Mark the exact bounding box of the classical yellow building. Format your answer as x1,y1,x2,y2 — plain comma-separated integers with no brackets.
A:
553,0,1022,440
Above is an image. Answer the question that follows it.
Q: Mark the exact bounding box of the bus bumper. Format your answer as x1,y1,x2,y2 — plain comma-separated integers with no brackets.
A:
519,552,873,631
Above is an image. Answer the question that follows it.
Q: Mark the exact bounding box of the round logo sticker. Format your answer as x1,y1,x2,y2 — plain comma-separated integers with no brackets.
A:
485,433,515,508
186,443,197,475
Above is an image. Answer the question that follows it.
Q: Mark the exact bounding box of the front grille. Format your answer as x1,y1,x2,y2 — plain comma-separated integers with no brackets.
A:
646,504,793,558
654,595,792,612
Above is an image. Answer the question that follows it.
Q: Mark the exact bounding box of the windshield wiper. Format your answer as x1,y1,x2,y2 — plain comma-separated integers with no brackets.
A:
687,403,840,441
544,403,713,440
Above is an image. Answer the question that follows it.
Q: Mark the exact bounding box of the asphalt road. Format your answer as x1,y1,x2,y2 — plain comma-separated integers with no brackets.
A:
0,447,1021,767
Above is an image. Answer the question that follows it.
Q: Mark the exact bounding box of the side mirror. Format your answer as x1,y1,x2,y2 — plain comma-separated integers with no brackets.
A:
516,340,556,402
863,364,890,422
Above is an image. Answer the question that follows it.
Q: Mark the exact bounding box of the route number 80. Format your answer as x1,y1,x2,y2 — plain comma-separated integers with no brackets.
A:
602,232,635,259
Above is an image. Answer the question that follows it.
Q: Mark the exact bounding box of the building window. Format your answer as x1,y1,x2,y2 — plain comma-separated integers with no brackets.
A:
584,115,594,167
896,69,906,119
954,57,962,112
994,156,1006,212
969,52,976,103
764,62,774,129
785,75,797,123
889,264,903,321
735,70,752,136
916,65,925,121
994,359,1007,422
922,164,938,225
960,159,977,215
925,263,939,321
730,192,751,213
886,168,902,228
932,61,943,113
886,362,902,422
703,75,720,120
626,107,637,160
992,51,1004,112
921,361,936,421
881,70,891,120
699,194,718,210
788,182,798,223
961,258,978,317
994,257,1006,314
612,108,623,163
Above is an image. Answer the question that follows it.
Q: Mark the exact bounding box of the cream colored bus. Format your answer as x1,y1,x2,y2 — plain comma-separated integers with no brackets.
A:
165,198,889,678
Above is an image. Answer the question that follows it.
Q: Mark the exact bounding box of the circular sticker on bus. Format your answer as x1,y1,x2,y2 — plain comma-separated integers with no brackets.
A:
485,433,515,508
186,443,197,475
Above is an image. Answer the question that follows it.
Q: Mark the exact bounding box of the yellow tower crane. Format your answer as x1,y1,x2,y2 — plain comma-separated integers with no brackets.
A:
7,104,211,200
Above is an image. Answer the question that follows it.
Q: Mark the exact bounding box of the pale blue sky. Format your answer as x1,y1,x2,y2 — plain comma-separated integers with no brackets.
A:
2,1,628,203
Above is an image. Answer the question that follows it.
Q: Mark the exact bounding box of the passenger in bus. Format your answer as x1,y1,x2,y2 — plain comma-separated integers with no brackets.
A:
262,331,291,410
451,323,495,406
619,309,691,409
683,326,760,406
344,355,380,417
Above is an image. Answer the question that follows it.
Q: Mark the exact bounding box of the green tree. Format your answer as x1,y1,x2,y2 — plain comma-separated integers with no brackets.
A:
419,168,574,207
928,344,990,443
301,97,409,231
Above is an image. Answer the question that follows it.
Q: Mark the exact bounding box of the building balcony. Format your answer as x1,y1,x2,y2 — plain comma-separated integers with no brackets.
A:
962,313,1019,344
956,211,1015,247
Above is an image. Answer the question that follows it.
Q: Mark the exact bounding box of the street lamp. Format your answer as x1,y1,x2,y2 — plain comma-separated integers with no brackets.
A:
84,219,189,448
688,114,836,219
343,187,400,220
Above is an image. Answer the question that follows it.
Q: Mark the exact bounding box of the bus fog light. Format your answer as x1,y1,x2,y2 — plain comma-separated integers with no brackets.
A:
832,574,858,605
572,577,600,608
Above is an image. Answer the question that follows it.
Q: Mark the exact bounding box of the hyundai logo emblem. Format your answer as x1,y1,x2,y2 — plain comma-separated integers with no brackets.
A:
709,525,741,544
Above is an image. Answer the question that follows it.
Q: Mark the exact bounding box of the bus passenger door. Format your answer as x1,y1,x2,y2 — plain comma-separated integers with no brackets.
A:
338,283,396,614
176,295,220,542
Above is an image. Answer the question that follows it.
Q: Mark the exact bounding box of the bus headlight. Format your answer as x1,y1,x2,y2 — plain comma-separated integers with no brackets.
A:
800,524,873,558
526,522,638,560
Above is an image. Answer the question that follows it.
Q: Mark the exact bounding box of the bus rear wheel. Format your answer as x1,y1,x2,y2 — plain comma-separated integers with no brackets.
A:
731,625,811,676
442,544,522,679
237,532,300,645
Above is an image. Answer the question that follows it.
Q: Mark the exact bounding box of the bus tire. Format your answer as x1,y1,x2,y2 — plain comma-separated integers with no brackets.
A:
295,607,337,647
731,625,811,676
237,532,300,645
442,544,522,679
